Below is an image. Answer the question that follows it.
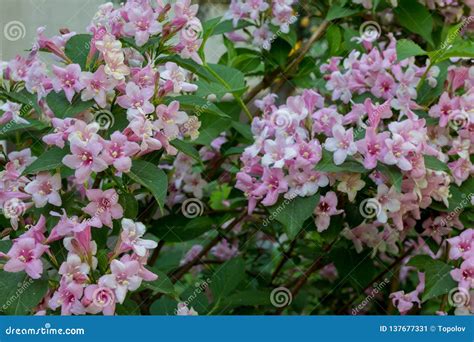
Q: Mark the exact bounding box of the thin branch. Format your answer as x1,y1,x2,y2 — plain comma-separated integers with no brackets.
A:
243,21,330,104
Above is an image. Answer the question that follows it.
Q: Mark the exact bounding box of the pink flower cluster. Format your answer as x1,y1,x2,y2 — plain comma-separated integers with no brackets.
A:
226,0,298,50
238,35,472,251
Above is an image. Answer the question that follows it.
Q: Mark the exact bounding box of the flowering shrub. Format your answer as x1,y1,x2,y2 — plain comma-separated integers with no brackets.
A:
0,0,473,316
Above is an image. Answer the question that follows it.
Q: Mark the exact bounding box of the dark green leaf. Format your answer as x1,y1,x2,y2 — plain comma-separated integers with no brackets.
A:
128,160,168,209
0,272,48,315
23,147,68,174
396,39,426,61
46,91,94,119
64,34,92,69
268,194,320,239
394,0,433,45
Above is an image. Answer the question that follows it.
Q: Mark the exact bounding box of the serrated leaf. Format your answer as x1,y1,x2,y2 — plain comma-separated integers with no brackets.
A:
210,258,245,301
150,215,214,242
407,255,456,302
394,0,433,45
23,147,68,174
46,91,94,119
396,39,426,61
65,34,92,69
316,150,367,173
0,272,48,315
163,95,229,118
128,160,168,209
268,194,320,239
424,155,449,172
170,139,201,162
376,164,403,192
6,89,42,114
326,5,359,21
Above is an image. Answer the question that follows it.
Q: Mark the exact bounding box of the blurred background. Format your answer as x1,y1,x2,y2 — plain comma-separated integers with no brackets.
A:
0,0,229,61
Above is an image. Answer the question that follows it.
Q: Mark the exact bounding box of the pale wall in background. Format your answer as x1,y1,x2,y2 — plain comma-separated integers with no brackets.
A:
0,0,227,62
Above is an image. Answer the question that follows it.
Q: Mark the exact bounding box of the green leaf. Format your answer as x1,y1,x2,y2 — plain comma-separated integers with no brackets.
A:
64,34,92,69
327,25,343,56
23,147,68,174
268,194,320,239
46,91,94,119
0,120,47,137
150,215,214,242
407,255,456,302
210,257,246,301
220,290,271,308
211,19,253,36
396,39,426,61
326,5,359,21
150,297,179,315
331,246,377,290
315,150,367,173
394,0,433,45
196,64,247,100
128,160,168,209
424,155,449,172
210,185,232,210
144,269,175,295
376,164,403,192
163,95,229,118
170,140,200,162
119,191,138,219
0,272,48,315
6,89,42,114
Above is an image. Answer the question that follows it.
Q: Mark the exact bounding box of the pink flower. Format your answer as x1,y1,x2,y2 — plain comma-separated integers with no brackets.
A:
4,237,48,279
117,82,155,119
83,189,123,228
160,62,197,93
80,65,116,108
58,253,90,285
374,184,401,224
123,4,161,47
62,140,108,184
314,191,342,232
389,273,424,315
371,72,396,99
120,218,157,257
154,101,189,140
448,158,472,186
49,279,85,315
357,128,389,169
451,257,474,289
176,302,198,315
211,239,239,261
261,135,297,168
51,64,84,102
24,172,62,208
447,229,474,260
429,92,459,127
0,101,28,125
102,131,140,173
253,168,288,206
324,125,357,165
42,118,76,148
83,281,116,315
383,134,415,171
7,148,37,173
100,258,142,304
